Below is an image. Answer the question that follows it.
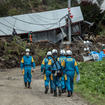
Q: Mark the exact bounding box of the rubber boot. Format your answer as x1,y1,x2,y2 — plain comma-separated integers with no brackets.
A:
71,92,73,96
28,82,32,89
50,88,53,94
45,86,49,94
54,90,57,97
58,87,61,96
67,91,71,97
24,82,27,89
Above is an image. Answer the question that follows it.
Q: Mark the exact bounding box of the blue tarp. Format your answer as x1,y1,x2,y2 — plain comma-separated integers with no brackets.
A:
90,51,105,61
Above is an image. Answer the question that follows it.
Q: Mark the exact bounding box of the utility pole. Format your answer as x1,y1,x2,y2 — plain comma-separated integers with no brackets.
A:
68,0,71,44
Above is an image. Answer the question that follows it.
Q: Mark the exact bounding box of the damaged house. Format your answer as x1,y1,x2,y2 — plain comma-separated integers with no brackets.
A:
0,6,84,43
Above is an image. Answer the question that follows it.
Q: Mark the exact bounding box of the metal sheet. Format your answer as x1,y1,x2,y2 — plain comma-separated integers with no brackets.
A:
0,6,84,36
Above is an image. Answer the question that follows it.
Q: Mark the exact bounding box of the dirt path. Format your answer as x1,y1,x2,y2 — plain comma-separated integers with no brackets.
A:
0,66,88,105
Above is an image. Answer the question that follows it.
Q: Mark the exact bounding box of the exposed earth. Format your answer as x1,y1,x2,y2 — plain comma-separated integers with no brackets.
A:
0,35,105,69
0,66,88,105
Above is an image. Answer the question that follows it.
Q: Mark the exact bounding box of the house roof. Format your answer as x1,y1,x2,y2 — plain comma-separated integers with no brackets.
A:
0,6,84,36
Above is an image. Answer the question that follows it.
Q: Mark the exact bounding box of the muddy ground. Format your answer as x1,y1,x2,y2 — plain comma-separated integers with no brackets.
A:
0,35,105,69
0,66,88,105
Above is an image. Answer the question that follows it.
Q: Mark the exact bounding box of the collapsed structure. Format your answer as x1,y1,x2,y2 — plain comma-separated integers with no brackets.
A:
0,6,84,43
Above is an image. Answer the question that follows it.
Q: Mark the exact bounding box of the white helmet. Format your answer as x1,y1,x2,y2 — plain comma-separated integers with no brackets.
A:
60,49,65,55
102,44,105,46
66,50,72,55
25,49,30,52
47,51,52,56
52,49,58,54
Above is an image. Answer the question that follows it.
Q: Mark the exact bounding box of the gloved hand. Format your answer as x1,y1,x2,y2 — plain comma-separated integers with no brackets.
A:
32,69,35,72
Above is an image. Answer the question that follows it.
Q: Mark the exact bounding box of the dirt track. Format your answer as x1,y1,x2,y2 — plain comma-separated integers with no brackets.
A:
0,66,88,105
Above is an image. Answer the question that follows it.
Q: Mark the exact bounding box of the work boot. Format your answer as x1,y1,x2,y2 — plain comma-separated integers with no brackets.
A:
54,90,57,97
58,87,62,96
71,92,73,96
28,82,32,89
50,88,53,94
67,91,71,97
24,82,27,89
45,86,49,94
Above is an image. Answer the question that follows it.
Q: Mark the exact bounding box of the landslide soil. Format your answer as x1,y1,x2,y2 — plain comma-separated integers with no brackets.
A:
0,36,105,70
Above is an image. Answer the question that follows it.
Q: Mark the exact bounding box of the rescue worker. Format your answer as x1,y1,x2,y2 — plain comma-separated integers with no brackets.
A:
28,31,32,42
12,28,17,38
58,49,66,93
48,49,62,97
41,51,53,94
20,49,35,89
62,50,79,97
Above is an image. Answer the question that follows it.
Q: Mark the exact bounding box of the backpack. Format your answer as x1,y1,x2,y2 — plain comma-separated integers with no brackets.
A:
52,58,63,77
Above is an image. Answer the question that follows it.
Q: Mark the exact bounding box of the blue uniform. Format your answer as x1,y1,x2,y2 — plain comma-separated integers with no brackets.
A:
58,56,66,90
48,56,61,91
41,56,53,88
62,56,79,92
20,55,35,83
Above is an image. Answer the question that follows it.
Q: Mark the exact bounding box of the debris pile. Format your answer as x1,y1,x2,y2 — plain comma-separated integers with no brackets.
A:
0,36,104,69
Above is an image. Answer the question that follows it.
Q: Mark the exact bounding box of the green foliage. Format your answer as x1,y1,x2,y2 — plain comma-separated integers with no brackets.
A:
29,0,42,7
2,55,9,60
74,59,105,105
80,1,105,35
8,8,19,16
0,3,8,17
38,48,47,57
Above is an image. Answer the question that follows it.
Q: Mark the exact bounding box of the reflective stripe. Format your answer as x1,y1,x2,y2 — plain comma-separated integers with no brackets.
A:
74,61,77,66
48,59,52,65
61,60,65,67
42,59,45,65
50,74,53,80
23,69,24,75
21,58,24,63
31,57,34,62
44,74,46,80
65,74,67,81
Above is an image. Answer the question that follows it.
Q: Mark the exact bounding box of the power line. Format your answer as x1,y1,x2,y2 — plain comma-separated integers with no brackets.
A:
28,14,64,31
83,6,99,17
33,13,61,20
0,21,29,33
3,18,29,32
32,13,58,24
0,29,8,35
11,16,58,25
28,14,53,30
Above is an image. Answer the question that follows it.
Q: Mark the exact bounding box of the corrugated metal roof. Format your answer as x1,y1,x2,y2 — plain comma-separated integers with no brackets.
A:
0,6,84,36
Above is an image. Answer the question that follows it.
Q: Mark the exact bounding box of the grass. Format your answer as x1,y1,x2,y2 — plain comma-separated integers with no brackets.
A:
74,58,105,105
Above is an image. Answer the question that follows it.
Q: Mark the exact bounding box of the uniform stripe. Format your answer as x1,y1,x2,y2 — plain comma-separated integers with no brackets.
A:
74,61,77,66
61,60,65,67
31,57,34,62
42,59,45,65
48,59,52,65
21,57,24,63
